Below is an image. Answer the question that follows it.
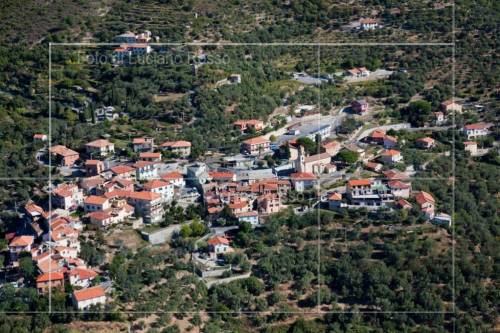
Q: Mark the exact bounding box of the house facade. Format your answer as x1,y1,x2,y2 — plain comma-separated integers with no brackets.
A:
72,286,106,310
85,139,115,157
241,137,271,156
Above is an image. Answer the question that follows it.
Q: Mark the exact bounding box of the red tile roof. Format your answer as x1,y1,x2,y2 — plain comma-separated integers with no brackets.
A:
209,171,235,180
370,130,386,139
36,272,64,283
242,136,269,145
161,171,183,180
68,268,97,280
133,137,152,144
139,152,161,159
417,137,435,144
464,122,492,130
160,140,191,148
290,172,316,180
228,200,248,209
143,179,171,190
382,149,401,156
132,160,154,169
85,160,103,166
127,191,161,201
111,165,135,174
10,235,34,247
329,192,342,201
387,180,411,189
84,196,108,205
348,179,372,187
207,236,230,246
73,286,105,302
50,145,79,157
415,191,435,205
86,139,113,148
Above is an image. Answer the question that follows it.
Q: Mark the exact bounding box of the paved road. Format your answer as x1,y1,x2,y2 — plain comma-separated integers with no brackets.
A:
204,272,251,288
355,124,452,142
344,69,394,84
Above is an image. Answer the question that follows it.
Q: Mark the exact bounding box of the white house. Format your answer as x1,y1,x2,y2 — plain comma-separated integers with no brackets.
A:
290,172,317,193
161,171,185,188
68,268,98,288
133,161,158,180
143,179,174,203
72,286,106,310
52,184,84,211
235,211,260,227
207,236,231,255
360,18,379,30
85,139,115,157
463,123,493,139
84,196,110,212
464,141,478,156
380,149,403,164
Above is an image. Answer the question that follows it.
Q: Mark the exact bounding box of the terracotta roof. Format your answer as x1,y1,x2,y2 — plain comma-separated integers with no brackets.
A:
360,18,378,24
84,196,108,205
68,268,97,280
33,134,46,139
133,160,154,169
304,153,331,163
463,141,476,146
207,207,223,214
85,160,103,166
387,180,411,189
364,162,382,170
88,210,110,221
53,184,77,197
348,179,372,187
143,179,171,190
86,139,113,148
370,130,386,139
161,171,183,180
50,145,79,157
382,169,407,180
382,149,401,156
415,191,435,205
160,140,191,148
127,191,161,201
242,136,269,145
25,202,45,216
235,211,259,217
209,171,235,180
234,119,263,126
464,122,492,130
73,286,105,302
10,235,34,247
133,137,152,144
228,200,248,209
290,172,316,180
36,272,64,283
329,192,342,201
207,236,230,246
397,199,412,208
111,165,135,174
139,152,161,159
321,140,341,149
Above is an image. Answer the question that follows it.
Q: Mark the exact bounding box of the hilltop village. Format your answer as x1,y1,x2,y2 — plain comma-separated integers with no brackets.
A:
1,30,496,317
9,92,492,310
